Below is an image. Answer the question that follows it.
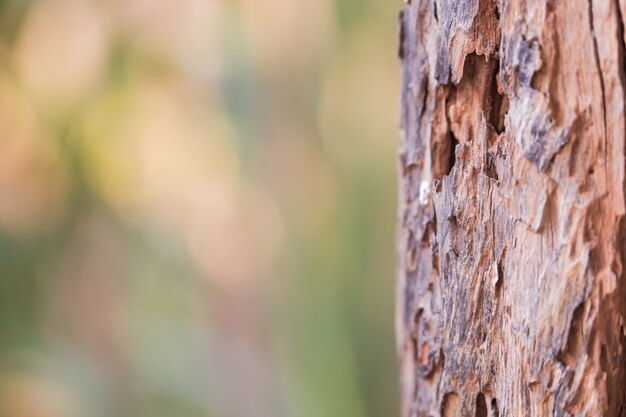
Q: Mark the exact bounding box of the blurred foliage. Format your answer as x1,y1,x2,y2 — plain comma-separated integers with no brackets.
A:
0,0,400,416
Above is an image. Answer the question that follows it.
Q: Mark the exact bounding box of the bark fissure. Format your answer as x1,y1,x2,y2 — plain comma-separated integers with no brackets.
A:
475,392,488,417
491,397,500,417
588,0,609,175
555,301,585,368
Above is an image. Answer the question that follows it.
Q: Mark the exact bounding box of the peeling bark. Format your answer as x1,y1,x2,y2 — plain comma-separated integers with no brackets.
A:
397,0,626,415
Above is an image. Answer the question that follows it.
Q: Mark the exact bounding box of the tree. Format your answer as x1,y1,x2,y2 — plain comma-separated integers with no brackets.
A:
396,0,626,415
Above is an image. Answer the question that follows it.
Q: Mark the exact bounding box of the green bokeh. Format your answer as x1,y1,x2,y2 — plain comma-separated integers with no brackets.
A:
0,1,400,416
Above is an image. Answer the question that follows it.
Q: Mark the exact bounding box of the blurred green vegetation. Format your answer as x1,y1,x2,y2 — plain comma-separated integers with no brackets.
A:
0,1,400,417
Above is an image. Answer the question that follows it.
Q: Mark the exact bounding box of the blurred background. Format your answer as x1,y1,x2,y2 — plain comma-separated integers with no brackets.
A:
0,0,399,416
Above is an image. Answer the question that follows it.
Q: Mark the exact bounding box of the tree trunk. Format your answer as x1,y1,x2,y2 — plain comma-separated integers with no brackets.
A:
396,0,626,415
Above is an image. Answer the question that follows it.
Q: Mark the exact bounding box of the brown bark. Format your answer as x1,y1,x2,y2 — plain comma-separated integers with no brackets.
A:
397,0,626,415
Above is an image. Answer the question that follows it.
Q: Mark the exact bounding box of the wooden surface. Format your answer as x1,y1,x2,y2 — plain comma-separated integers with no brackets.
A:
396,0,626,415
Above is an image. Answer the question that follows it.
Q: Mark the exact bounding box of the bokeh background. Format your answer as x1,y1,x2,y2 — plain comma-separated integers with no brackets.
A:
0,1,400,416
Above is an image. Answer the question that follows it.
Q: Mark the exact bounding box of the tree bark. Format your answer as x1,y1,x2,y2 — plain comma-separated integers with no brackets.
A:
396,0,626,416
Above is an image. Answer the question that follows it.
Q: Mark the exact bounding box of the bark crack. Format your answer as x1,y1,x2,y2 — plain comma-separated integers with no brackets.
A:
588,0,609,170
475,392,488,417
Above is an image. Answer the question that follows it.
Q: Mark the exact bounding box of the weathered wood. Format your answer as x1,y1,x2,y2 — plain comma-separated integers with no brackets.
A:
396,0,626,415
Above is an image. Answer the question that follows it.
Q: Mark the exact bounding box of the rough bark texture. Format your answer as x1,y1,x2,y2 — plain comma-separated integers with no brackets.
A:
396,0,626,415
